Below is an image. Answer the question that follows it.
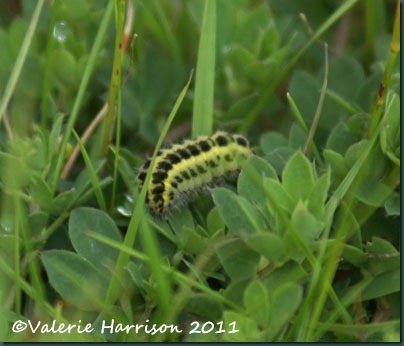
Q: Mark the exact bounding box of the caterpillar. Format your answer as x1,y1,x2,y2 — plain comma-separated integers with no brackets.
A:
137,131,252,215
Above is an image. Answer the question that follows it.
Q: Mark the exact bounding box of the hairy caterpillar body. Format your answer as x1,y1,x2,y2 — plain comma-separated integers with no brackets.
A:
137,131,252,215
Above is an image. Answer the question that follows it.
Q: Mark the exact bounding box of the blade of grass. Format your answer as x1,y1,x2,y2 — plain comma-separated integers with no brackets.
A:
72,130,107,211
317,320,399,336
16,197,46,308
0,254,57,319
366,0,400,138
104,71,194,307
364,0,376,65
286,93,323,165
313,276,373,340
111,1,135,208
40,0,60,130
99,0,126,157
192,0,216,137
298,125,381,341
61,104,108,179
138,216,172,338
149,0,182,63
50,0,114,192
0,0,45,123
110,87,122,209
303,43,328,156
325,89,363,114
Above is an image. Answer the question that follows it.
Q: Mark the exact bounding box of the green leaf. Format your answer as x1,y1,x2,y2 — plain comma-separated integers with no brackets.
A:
326,56,365,102
362,269,400,301
8,18,30,57
49,188,77,214
212,187,266,233
344,140,369,168
29,177,53,210
323,149,347,184
73,160,105,196
380,91,400,166
282,151,315,202
49,48,78,87
243,279,269,327
176,226,207,255
68,207,122,270
256,19,280,57
225,45,256,73
353,179,393,207
349,145,392,207
126,261,149,297
267,283,302,340
238,155,277,206
284,202,323,260
222,311,261,342
216,239,260,281
59,0,91,19
260,132,288,153
186,293,223,320
289,71,341,141
263,178,295,214
326,122,357,154
363,237,400,276
225,93,259,120
41,250,108,310
336,203,361,240
288,123,307,150
167,206,194,232
0,29,14,83
264,147,296,174
341,244,368,267
263,260,307,289
28,211,48,236
48,113,65,162
223,277,251,306
206,207,225,236
346,113,369,137
237,2,272,52
384,192,400,216
308,170,330,219
0,152,32,190
19,56,43,98
244,232,287,264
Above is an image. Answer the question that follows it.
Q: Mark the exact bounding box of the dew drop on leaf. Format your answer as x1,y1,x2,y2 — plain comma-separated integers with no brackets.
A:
53,21,68,42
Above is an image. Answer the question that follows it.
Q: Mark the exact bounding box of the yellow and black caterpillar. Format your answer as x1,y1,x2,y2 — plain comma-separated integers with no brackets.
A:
137,131,252,215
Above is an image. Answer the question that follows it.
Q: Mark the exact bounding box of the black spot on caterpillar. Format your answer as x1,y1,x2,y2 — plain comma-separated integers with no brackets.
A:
137,131,252,215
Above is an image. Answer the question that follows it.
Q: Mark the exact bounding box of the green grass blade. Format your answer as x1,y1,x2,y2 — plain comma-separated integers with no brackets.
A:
104,71,194,307
110,86,122,209
138,217,172,339
286,92,323,165
303,44,328,156
72,130,107,212
192,0,216,137
0,0,45,123
99,0,126,157
299,127,380,341
50,0,114,192
40,0,60,130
